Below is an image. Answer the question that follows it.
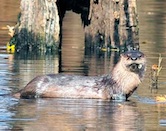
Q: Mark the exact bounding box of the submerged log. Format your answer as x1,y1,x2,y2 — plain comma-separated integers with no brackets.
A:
11,0,138,52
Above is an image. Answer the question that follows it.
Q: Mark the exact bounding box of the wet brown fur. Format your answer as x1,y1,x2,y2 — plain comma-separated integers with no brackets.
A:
14,50,146,100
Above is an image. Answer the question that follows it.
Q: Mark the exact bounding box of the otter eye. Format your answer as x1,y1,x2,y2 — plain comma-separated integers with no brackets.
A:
138,53,142,58
138,52,144,59
126,53,131,60
127,53,131,57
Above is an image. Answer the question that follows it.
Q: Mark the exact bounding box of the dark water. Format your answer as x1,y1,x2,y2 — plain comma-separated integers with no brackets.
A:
0,0,166,130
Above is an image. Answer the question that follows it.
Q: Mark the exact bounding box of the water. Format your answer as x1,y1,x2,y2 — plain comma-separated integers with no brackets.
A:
0,0,166,130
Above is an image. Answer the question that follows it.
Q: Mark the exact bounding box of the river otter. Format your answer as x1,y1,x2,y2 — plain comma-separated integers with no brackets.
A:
14,50,146,100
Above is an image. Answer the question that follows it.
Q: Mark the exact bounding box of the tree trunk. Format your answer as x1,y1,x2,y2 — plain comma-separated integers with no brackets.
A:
11,0,138,52
85,0,139,50
14,0,59,52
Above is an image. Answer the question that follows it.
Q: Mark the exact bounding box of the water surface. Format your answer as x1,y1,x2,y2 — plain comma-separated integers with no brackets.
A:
0,0,166,130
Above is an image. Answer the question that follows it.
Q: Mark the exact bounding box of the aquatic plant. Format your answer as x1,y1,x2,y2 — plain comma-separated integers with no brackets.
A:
150,54,162,89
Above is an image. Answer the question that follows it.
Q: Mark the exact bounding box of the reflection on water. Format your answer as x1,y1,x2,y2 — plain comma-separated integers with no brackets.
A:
0,0,166,130
60,11,85,75
8,99,144,131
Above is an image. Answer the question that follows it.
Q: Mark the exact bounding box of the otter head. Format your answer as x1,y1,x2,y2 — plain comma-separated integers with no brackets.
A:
121,50,146,79
111,50,146,100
